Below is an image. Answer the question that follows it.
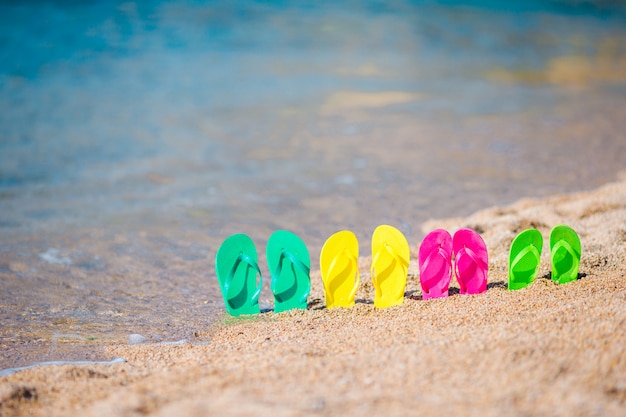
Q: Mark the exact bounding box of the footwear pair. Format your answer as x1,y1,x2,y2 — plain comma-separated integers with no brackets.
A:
508,225,581,290
418,228,488,300
215,231,310,316
320,225,410,309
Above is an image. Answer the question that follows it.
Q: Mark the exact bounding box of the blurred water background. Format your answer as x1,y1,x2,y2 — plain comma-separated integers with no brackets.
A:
1,0,626,368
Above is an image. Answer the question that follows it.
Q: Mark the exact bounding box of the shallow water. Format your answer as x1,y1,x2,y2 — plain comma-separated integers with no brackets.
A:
1,0,626,368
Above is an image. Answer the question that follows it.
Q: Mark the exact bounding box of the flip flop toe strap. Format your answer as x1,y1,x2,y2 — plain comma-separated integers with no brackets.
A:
420,246,450,294
371,243,407,301
509,244,540,288
510,245,540,273
551,240,579,283
455,246,486,292
225,252,263,306
271,249,311,304
326,249,360,305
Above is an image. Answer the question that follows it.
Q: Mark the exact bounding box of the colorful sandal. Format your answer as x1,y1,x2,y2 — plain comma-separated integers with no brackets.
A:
320,231,360,308
508,228,543,290
215,234,263,316
267,230,311,313
418,229,453,300
453,228,488,295
550,225,581,284
370,225,410,308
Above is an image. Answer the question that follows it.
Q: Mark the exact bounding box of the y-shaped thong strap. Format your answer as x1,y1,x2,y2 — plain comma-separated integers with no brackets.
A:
271,249,311,305
510,244,541,276
371,242,407,301
325,249,360,306
420,245,451,294
224,252,263,307
551,240,579,283
454,245,486,291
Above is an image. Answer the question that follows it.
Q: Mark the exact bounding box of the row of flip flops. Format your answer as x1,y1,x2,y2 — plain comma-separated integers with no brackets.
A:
215,224,581,316
321,226,489,309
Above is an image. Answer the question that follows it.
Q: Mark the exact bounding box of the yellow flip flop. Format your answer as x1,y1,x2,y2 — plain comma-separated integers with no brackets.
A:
371,225,410,308
320,230,360,308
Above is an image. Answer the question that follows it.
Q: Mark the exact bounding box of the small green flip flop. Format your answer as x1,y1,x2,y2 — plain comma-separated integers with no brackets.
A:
508,228,543,290
267,230,311,313
215,234,263,316
550,225,581,284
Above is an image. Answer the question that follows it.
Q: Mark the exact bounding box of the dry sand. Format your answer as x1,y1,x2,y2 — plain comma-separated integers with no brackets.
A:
1,179,625,417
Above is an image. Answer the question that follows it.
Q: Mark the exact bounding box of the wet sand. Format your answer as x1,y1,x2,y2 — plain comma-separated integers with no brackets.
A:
1,178,625,417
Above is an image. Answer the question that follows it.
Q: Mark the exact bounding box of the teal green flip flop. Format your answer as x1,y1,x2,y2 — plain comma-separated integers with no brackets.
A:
215,234,262,316
508,228,543,290
550,225,581,284
267,230,311,313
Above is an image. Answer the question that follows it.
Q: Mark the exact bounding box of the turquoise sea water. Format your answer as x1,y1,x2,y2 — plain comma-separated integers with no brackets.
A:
1,0,626,368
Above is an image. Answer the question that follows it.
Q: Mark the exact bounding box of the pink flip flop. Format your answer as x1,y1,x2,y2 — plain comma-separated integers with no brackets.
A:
418,229,453,300
452,228,488,295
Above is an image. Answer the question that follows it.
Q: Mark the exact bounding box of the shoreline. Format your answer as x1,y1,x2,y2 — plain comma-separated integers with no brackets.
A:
1,179,625,416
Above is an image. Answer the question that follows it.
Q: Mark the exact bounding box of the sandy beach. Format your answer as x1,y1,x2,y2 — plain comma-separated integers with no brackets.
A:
2,1,626,416
1,178,625,417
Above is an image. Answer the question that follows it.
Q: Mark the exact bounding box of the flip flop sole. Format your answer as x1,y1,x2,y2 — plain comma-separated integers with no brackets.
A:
418,229,452,300
267,230,311,313
320,230,360,308
508,228,543,290
215,234,262,316
371,225,410,308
